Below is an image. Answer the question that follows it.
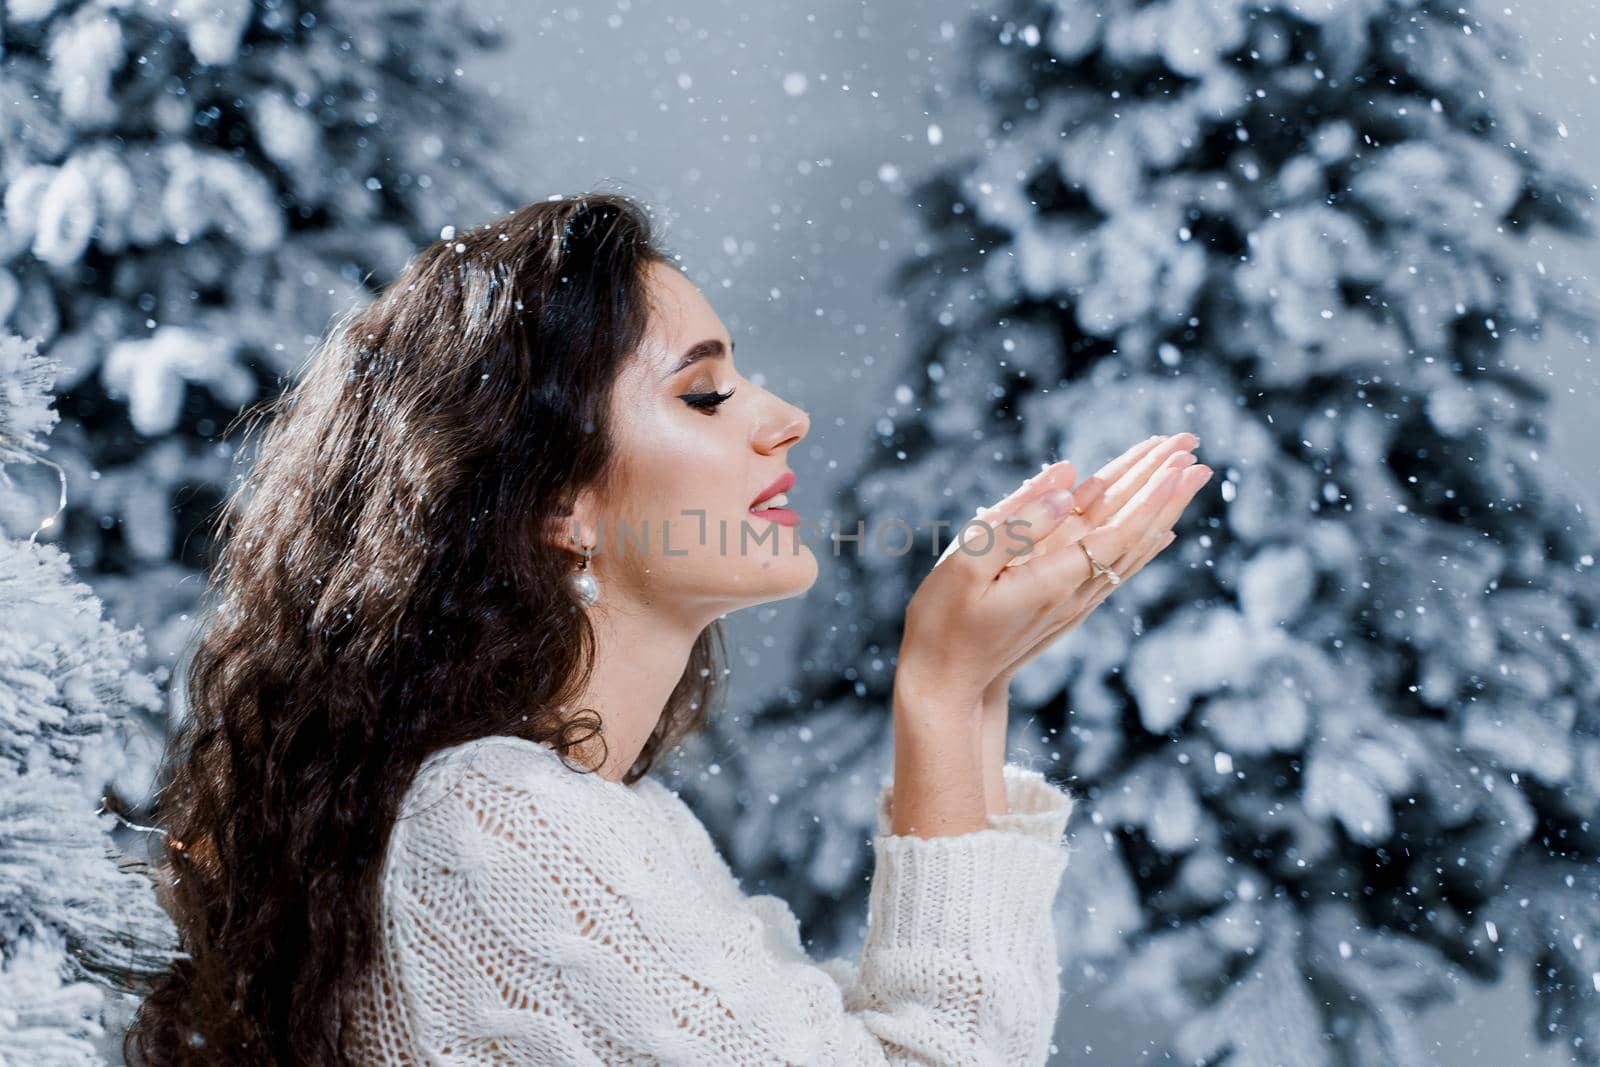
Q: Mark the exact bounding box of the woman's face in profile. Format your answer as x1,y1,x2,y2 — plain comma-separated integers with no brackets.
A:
581,259,817,623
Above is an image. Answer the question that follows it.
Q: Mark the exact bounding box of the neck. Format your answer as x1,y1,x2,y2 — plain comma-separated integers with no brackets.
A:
570,591,710,783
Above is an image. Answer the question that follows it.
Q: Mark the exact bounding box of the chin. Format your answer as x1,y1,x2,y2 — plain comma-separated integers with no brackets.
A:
738,544,818,604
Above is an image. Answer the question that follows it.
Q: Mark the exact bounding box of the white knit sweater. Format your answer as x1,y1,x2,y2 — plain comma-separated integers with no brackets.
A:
341,734,1077,1065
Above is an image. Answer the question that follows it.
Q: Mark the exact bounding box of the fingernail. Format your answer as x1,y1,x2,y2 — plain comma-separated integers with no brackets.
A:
1044,490,1075,517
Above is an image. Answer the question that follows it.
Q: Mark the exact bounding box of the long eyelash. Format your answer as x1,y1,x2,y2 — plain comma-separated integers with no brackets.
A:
681,386,737,412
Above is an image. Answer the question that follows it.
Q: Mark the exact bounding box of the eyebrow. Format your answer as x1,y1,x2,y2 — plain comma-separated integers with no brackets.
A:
664,337,735,380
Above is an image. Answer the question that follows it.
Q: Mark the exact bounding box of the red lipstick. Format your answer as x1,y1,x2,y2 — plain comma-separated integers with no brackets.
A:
749,471,798,526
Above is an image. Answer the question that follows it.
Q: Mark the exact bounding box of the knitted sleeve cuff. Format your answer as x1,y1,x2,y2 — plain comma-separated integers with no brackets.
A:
874,762,1076,847
862,819,1069,960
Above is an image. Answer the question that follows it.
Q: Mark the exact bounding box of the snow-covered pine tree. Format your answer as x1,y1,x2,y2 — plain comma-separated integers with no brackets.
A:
690,1,1600,1063
0,329,180,1066
0,0,518,807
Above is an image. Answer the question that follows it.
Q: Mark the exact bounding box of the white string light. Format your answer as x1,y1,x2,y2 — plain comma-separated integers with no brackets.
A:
0,429,69,544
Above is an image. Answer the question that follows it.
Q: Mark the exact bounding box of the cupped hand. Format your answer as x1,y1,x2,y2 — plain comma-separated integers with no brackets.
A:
899,433,1211,716
978,433,1208,699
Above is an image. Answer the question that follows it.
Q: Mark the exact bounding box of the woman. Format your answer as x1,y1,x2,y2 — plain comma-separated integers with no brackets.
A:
123,192,1211,1065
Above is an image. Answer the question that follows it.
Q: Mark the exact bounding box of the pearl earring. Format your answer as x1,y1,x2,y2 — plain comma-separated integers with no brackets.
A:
567,546,600,606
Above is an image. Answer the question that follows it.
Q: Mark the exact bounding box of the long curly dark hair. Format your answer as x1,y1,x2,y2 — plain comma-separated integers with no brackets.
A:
121,192,727,1065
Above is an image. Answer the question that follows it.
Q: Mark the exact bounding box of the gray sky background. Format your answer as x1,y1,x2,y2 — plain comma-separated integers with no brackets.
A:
461,3,1597,1062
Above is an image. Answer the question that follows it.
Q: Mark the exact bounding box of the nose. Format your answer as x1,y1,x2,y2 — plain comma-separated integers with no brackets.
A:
754,397,809,454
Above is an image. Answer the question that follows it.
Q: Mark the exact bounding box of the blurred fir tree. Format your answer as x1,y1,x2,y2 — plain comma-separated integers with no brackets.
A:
0,0,518,811
0,330,180,1066
689,1,1600,1063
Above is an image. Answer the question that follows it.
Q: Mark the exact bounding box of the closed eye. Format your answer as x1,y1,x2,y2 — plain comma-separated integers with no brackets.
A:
681,386,736,412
